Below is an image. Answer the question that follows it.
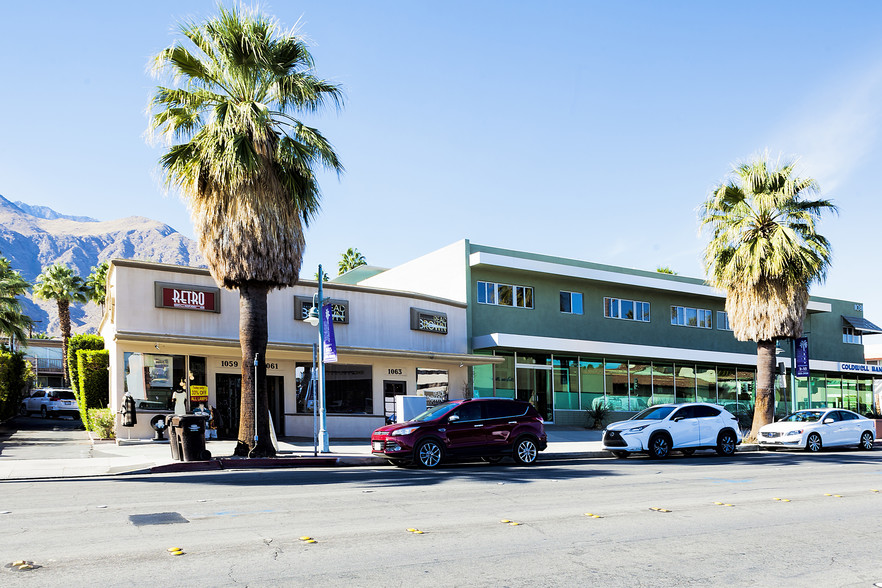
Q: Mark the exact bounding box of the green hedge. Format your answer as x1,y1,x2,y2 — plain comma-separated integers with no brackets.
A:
87,408,114,439
0,349,32,420
76,349,109,430
67,334,104,398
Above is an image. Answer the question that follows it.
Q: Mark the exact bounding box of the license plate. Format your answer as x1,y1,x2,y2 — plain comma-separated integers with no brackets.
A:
372,441,384,451
63,401,71,405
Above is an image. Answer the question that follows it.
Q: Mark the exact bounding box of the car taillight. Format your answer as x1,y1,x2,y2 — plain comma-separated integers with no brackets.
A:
49,396,59,402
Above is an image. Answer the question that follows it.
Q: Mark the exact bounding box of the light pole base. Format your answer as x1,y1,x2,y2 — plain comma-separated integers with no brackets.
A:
318,430,330,453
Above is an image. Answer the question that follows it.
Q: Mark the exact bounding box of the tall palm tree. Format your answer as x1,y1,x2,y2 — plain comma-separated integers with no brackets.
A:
85,261,109,310
338,247,366,275
148,5,343,456
700,155,836,435
0,257,32,347
33,263,88,386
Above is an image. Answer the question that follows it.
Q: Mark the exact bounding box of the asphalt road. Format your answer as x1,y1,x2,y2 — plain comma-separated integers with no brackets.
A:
0,414,87,460
2,446,881,587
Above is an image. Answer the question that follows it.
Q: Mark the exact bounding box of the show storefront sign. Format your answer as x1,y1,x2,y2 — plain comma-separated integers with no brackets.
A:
838,362,882,375
154,282,220,312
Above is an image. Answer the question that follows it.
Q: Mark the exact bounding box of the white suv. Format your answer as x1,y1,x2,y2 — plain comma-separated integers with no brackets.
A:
602,403,742,459
20,388,80,419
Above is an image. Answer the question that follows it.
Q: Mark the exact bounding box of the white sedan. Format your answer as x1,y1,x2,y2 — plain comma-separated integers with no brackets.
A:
757,408,876,452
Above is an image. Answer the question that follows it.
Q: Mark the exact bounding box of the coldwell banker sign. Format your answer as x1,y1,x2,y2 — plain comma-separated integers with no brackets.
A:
154,282,221,313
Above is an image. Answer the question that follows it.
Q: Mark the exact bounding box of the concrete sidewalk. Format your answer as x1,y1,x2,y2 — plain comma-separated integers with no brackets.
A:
0,426,610,480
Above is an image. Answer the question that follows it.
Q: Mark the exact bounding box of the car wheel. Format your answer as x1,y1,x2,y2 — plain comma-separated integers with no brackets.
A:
681,448,695,456
415,440,443,468
716,430,737,456
859,431,875,451
612,451,630,459
805,432,822,452
19,404,28,417
482,456,504,464
40,406,48,419
513,437,538,465
648,433,670,459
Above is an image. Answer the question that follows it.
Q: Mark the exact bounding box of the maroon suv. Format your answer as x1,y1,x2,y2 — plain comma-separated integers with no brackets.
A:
371,398,547,468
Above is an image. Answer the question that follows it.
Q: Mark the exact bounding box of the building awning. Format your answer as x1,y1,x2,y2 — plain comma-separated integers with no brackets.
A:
842,316,882,335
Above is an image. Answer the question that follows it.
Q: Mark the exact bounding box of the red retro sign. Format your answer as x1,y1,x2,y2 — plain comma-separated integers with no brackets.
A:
154,282,221,313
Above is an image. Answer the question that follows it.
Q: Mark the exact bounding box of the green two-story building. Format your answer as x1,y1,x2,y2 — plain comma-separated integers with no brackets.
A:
354,240,881,426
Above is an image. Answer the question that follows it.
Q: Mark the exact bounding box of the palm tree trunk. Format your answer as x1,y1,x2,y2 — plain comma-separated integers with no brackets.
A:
750,339,777,436
233,282,275,457
58,299,71,387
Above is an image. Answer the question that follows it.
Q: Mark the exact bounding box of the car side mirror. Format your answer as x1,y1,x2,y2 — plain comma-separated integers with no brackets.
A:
672,416,683,422
448,414,460,422
823,418,834,424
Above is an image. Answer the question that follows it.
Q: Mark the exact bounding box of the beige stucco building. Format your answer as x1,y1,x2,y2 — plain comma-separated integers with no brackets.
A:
100,259,495,440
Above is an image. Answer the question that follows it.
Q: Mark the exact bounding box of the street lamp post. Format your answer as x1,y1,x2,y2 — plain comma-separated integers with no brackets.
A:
305,265,330,453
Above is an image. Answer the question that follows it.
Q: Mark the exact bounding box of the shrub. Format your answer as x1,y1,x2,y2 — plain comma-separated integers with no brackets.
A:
585,401,609,429
88,408,115,439
0,348,32,420
76,349,109,430
67,334,103,399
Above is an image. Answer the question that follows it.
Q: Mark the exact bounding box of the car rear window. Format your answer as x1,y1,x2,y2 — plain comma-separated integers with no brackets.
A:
57,391,76,400
694,405,721,418
485,400,527,419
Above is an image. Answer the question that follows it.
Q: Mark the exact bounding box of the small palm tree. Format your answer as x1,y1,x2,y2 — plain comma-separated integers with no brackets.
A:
33,263,88,385
700,155,836,434
149,5,343,456
0,257,32,347
85,261,109,310
338,247,366,275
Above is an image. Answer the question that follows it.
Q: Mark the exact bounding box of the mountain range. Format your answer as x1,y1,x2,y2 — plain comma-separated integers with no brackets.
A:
0,194,205,336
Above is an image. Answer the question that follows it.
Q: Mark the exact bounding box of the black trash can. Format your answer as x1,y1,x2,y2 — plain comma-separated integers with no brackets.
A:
167,415,183,461
179,415,211,461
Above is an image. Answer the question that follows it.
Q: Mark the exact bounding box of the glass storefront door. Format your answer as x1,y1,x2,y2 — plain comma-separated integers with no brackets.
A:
516,367,552,422
215,374,284,439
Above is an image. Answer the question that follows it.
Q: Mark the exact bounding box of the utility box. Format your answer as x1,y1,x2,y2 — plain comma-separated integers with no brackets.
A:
395,395,427,423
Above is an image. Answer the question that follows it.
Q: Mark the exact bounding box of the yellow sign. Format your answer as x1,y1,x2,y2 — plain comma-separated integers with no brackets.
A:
189,385,208,403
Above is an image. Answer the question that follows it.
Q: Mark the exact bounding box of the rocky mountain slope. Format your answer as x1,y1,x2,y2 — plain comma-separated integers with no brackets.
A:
0,194,205,336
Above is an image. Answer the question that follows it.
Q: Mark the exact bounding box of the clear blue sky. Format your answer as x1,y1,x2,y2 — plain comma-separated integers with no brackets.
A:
2,1,881,317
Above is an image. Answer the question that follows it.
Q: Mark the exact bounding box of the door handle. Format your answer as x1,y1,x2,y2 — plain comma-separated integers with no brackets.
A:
473,424,484,427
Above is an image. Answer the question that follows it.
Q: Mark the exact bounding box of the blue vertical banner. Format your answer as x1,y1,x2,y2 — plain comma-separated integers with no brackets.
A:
795,336,809,377
322,303,338,363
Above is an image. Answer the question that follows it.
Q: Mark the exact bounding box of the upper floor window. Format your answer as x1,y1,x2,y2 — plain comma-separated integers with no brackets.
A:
560,291,583,315
604,297,650,322
843,327,862,345
671,306,712,328
717,311,733,331
477,281,533,309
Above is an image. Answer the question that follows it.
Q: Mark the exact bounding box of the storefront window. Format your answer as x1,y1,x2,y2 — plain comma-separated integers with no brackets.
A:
416,368,448,406
809,373,827,408
736,369,755,412
516,352,551,366
604,361,629,410
675,364,696,403
858,378,873,415
472,364,494,398
123,352,186,410
553,356,579,410
696,365,717,404
795,376,810,410
842,378,858,412
826,376,842,409
293,364,373,413
629,362,651,411
494,352,515,399
717,367,737,407
579,359,604,411
651,363,675,405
